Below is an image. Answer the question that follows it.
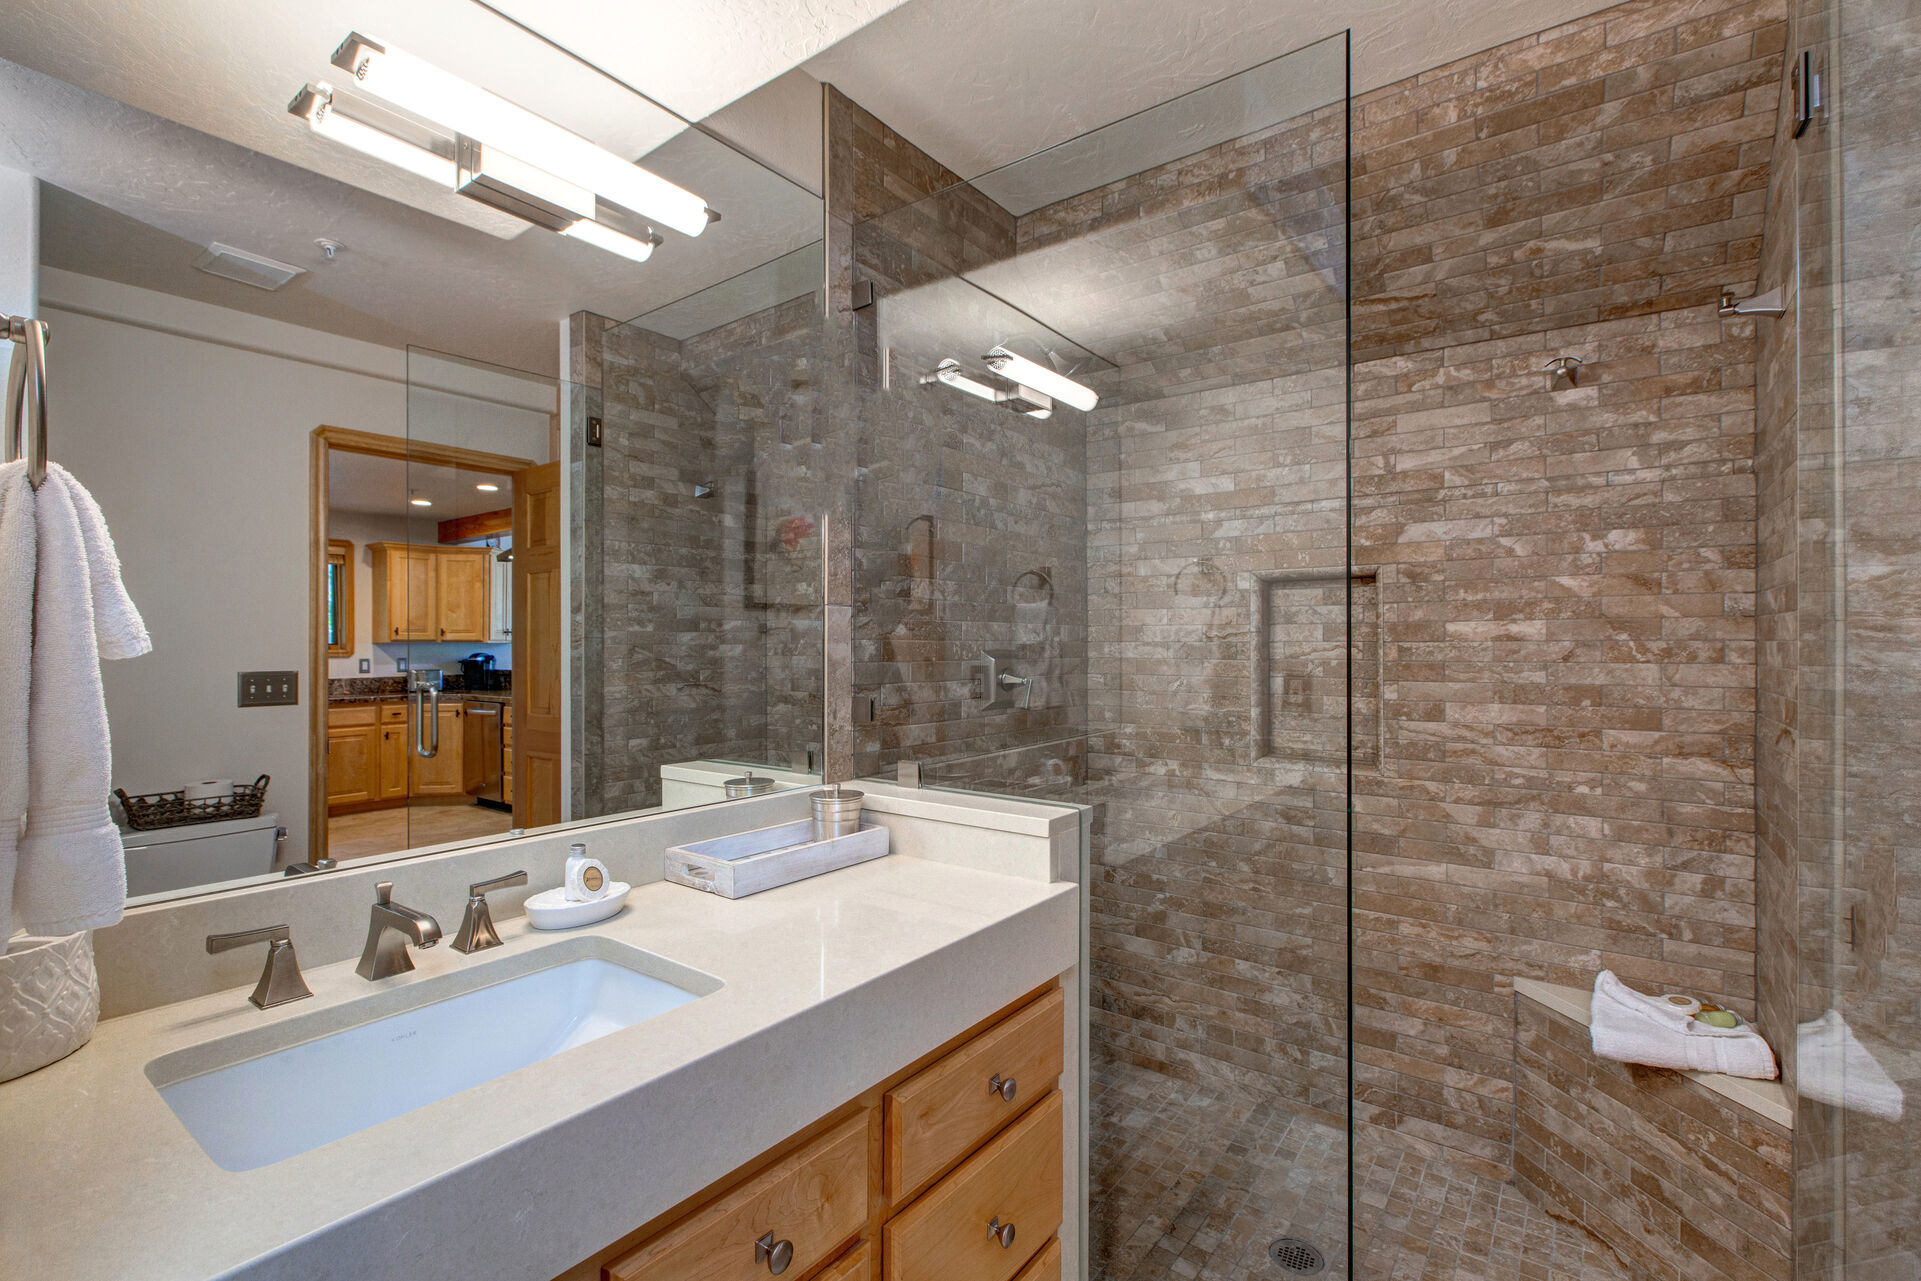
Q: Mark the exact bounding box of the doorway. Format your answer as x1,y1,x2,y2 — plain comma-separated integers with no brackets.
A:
308,426,557,863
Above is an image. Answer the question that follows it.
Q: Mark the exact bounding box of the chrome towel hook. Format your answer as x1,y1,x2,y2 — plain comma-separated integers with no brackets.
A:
1544,355,1583,391
3,314,49,489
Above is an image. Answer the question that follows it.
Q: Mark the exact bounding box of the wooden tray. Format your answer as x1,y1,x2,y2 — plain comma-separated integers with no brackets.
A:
664,819,890,899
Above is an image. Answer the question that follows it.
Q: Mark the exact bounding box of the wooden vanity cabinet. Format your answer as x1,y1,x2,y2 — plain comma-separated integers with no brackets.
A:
579,985,1066,1281
369,543,492,642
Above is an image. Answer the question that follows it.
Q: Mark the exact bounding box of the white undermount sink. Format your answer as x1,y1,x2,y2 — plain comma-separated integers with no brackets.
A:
147,937,719,1172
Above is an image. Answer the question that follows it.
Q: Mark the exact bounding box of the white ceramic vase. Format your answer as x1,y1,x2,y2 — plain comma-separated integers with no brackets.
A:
0,930,100,1082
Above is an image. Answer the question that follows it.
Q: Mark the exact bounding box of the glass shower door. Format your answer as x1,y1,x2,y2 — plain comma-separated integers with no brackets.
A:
1792,0,1921,1271
848,30,1355,1279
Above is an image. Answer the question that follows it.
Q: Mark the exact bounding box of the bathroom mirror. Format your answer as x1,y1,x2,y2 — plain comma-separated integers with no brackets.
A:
0,0,829,903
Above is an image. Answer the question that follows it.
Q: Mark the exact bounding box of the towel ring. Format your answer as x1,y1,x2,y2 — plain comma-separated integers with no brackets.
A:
1012,567,1054,607
3,315,49,490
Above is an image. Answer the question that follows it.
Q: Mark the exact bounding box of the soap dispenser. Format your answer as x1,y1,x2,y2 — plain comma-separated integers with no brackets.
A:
563,843,612,902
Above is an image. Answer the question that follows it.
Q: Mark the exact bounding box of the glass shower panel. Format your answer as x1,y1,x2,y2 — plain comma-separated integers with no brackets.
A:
569,242,835,820
403,346,563,846
1794,0,1921,1272
853,32,1353,1279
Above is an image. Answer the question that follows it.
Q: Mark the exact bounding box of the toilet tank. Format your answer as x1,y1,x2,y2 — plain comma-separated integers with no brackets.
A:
120,813,283,899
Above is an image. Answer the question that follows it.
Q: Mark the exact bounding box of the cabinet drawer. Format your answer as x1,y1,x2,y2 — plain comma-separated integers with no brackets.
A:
883,1091,1063,1281
817,1243,872,1281
378,701,408,724
886,988,1064,1201
1013,1239,1061,1281
606,1112,868,1281
329,703,376,728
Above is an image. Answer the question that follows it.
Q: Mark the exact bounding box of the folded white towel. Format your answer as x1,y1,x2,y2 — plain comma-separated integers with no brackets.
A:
1589,970,1778,1080
3,462,152,940
1798,1008,1904,1120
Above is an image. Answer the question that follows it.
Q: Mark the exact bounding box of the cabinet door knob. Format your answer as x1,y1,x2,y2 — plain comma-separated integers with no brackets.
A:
988,1217,1016,1249
754,1231,793,1275
989,1073,1017,1102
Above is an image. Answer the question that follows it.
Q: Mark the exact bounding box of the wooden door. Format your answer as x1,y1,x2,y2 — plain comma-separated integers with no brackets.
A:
436,549,491,641
326,723,378,807
409,701,466,796
512,461,563,828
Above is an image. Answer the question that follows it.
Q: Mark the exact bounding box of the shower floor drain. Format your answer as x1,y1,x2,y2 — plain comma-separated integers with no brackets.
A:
1268,1237,1327,1275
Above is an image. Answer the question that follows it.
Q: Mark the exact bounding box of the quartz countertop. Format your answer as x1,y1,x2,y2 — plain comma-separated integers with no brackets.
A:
0,857,1077,1280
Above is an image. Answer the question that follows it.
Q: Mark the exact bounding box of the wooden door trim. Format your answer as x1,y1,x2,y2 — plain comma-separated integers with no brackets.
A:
315,425,534,475
310,426,535,863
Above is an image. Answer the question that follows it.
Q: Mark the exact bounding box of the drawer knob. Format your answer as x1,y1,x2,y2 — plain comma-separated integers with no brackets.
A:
988,1217,1017,1249
989,1073,1017,1102
754,1231,794,1275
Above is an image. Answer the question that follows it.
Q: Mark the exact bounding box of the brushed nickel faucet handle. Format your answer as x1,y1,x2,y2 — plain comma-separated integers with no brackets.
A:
452,870,528,954
206,924,312,1010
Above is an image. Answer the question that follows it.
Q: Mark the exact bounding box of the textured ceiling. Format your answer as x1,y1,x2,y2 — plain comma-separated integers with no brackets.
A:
484,0,914,124
806,0,1623,182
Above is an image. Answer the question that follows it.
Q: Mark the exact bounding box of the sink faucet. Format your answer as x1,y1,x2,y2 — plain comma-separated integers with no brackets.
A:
356,881,442,980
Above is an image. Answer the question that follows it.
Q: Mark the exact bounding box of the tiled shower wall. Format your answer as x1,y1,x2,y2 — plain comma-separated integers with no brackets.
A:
832,0,1787,1182
568,297,829,813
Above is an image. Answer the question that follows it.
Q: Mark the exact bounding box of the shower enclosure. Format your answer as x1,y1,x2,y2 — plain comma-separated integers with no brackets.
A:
844,34,1360,1277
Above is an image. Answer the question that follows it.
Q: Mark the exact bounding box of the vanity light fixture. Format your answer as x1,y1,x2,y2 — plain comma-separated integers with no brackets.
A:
410,497,433,507
289,84,457,186
982,347,1098,412
924,358,1001,402
559,217,661,263
328,33,716,239
921,359,1054,419
474,482,500,492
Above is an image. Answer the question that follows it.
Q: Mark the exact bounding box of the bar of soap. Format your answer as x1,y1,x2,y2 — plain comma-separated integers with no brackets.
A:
1695,1009,1739,1029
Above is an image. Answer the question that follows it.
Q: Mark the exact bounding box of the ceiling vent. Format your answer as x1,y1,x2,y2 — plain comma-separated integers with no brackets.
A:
192,242,307,292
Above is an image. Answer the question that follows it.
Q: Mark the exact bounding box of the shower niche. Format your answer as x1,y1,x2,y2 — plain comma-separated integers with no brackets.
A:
1249,570,1378,767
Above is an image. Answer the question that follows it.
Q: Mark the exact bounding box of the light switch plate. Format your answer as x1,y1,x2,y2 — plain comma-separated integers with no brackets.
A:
237,671,298,707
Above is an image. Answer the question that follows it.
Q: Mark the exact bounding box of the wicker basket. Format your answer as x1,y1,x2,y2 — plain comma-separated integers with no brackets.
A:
114,774,270,831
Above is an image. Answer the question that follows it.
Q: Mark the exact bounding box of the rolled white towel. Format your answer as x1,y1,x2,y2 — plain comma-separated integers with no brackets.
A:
1589,970,1778,1080
1797,1009,1904,1120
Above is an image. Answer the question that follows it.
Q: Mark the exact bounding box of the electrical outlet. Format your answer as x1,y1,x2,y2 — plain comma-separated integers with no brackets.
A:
396,656,409,673
238,670,298,707
358,658,370,673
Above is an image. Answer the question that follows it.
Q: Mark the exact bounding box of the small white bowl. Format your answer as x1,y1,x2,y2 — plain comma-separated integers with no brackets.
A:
523,882,632,930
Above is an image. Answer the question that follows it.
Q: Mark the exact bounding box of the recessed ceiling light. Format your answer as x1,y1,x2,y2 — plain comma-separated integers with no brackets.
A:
475,482,500,492
410,497,433,507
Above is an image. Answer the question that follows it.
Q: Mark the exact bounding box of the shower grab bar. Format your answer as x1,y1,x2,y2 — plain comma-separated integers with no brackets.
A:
2,314,49,490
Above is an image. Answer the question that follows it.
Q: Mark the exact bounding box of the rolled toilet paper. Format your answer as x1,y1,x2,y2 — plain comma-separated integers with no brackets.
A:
183,779,234,801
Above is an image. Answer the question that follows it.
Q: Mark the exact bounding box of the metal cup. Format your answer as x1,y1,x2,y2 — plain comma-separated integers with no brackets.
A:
810,786,864,841
724,774,775,799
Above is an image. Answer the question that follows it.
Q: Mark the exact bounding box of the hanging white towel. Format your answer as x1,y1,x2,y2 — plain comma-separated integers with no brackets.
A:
1797,1008,1905,1120
0,461,34,938
3,461,151,940
1589,970,1778,1080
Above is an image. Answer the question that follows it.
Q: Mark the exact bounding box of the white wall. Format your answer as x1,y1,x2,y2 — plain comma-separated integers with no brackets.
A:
0,167,36,320
42,268,552,864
